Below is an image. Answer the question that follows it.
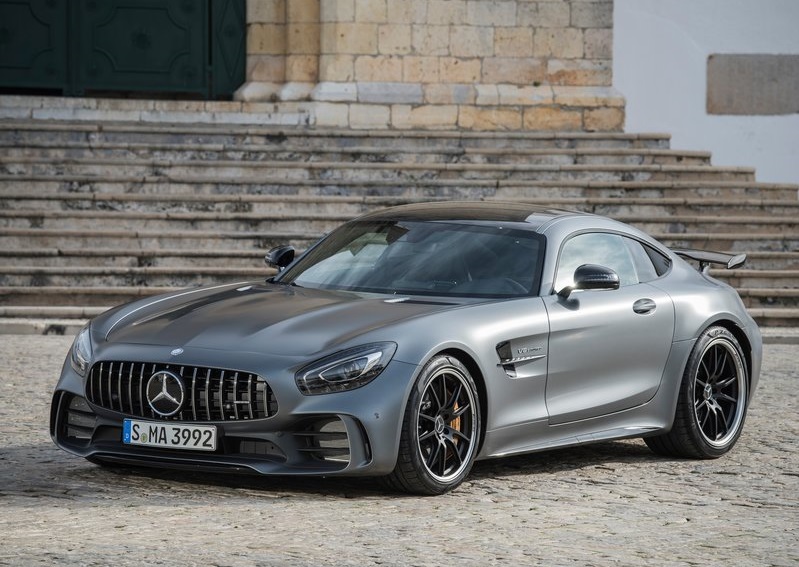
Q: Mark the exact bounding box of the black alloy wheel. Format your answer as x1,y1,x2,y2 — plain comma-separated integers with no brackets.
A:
385,355,480,495
645,326,749,459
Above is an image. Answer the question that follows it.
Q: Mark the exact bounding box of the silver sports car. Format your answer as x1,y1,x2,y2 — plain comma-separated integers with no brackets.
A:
50,202,762,495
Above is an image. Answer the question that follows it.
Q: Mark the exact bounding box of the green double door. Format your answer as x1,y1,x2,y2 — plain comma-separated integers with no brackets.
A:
0,0,245,99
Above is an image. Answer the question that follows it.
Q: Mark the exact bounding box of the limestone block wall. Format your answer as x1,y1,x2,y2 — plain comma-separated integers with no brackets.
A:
239,0,624,131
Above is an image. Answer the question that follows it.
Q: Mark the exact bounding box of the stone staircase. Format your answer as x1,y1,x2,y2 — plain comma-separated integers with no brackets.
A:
0,119,797,331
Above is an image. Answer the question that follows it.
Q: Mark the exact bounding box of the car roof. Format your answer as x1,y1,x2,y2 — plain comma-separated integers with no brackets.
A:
358,201,587,230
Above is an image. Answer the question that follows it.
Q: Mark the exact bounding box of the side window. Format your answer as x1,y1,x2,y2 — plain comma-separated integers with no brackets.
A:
555,233,639,291
624,238,659,283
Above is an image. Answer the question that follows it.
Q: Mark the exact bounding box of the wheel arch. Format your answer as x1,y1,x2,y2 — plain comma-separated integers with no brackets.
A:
439,347,488,454
709,319,753,392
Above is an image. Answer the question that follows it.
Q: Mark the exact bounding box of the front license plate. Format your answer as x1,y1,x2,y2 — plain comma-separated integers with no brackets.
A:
123,419,216,452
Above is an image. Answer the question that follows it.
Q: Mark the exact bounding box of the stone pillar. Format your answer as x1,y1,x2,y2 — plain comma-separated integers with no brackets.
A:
283,0,320,100
237,0,286,101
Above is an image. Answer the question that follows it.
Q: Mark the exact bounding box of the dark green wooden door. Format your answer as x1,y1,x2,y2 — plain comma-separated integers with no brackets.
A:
0,0,244,99
0,1,68,91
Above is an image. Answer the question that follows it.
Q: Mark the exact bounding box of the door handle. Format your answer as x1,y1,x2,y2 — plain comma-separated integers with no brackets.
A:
633,298,657,314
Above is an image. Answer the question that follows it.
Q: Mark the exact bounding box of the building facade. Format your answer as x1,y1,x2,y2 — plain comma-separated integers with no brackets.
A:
238,0,625,130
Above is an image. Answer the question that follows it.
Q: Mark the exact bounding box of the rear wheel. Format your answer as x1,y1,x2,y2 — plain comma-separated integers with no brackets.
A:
646,326,748,458
385,355,480,495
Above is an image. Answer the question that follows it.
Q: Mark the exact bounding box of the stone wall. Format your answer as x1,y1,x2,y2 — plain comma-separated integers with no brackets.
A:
239,0,624,131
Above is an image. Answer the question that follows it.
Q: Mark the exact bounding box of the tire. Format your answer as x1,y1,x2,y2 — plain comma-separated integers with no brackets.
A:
645,326,749,459
385,355,481,495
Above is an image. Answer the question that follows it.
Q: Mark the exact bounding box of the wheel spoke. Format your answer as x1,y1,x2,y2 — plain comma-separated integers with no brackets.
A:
419,430,436,442
429,378,443,412
713,346,724,378
722,406,734,432
437,442,447,477
452,428,472,444
425,441,441,470
699,358,711,381
445,381,463,412
699,405,710,430
445,438,463,467
716,375,737,390
707,405,716,439
451,402,470,420
716,392,738,404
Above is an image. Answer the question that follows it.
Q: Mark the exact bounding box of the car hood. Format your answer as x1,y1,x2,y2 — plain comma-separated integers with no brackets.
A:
100,282,466,357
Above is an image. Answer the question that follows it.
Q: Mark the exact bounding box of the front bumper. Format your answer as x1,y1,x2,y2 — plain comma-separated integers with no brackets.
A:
50,345,419,477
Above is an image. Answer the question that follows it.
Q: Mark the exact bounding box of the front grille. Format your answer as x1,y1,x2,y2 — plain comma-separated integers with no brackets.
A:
86,361,277,422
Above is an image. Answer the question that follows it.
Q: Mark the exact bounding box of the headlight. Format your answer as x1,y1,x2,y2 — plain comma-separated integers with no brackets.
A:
296,342,397,395
70,325,93,377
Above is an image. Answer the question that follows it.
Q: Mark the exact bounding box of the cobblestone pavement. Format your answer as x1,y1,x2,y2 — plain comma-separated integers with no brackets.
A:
0,335,796,567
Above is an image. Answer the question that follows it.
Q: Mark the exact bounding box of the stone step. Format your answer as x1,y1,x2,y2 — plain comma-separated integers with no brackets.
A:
0,156,757,183
0,227,319,251
615,215,799,235
0,248,268,268
3,192,797,218
736,288,799,308
0,119,674,150
0,209,352,233
0,286,178,308
0,264,794,292
710,270,799,289
746,308,799,327
2,209,797,236
1,117,794,323
0,266,268,287
2,226,795,252
4,176,794,202
0,142,712,167
3,248,796,271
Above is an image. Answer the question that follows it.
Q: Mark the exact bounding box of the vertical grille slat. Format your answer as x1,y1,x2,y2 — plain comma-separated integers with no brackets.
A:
116,363,124,412
138,364,146,416
205,368,211,421
246,374,254,420
231,372,240,420
95,362,103,405
191,367,198,421
86,361,276,422
219,370,225,422
127,364,134,415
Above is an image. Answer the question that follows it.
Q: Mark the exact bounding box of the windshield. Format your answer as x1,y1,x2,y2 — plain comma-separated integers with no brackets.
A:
277,220,545,298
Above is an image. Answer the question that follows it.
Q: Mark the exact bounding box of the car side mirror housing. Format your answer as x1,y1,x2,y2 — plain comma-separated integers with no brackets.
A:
265,245,295,271
558,264,620,298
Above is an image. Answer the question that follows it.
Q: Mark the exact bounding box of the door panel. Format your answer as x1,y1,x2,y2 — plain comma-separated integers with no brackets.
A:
543,283,674,425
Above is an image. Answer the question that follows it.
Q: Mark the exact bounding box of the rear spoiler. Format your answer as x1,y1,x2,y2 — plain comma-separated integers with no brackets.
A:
673,249,747,271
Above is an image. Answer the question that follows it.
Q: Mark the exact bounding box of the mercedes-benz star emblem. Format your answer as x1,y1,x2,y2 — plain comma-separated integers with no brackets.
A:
146,370,185,417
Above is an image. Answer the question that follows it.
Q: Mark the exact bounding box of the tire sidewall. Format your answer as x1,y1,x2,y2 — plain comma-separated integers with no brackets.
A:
404,355,481,494
682,326,748,457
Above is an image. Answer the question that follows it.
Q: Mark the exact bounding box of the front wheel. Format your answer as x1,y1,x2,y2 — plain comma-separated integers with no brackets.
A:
385,355,481,495
646,326,749,459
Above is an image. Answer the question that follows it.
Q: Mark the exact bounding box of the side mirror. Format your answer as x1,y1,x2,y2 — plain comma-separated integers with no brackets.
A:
558,264,620,298
265,245,295,271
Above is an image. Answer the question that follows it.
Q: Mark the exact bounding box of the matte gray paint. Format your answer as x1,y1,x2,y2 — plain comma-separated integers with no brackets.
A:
50,203,762,478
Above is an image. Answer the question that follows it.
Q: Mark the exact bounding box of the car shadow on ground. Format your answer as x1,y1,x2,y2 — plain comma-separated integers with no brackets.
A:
2,438,663,499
